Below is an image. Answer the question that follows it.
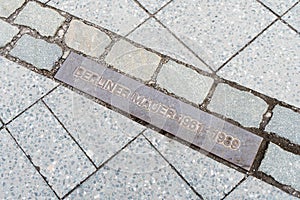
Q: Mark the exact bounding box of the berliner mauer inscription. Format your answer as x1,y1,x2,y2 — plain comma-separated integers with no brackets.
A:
55,52,263,171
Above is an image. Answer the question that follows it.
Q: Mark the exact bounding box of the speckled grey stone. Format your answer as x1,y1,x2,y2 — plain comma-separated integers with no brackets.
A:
266,106,300,145
283,4,300,32
157,60,214,104
208,83,268,127
225,176,298,200
43,86,145,166
14,1,65,37
0,20,19,47
144,129,245,199
218,21,300,108
0,0,25,17
259,143,300,191
138,0,170,13
48,0,148,35
0,129,57,199
65,20,111,57
10,34,62,70
105,39,161,81
127,18,210,72
260,0,298,15
0,56,57,123
7,101,96,198
156,0,275,69
66,136,199,199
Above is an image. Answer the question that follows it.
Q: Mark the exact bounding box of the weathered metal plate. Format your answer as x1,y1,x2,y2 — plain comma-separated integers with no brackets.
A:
55,52,263,170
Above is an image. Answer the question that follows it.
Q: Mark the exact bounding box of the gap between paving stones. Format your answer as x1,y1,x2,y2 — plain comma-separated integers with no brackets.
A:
1,0,300,197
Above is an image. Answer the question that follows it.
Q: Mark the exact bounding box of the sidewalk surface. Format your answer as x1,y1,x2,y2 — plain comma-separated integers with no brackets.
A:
0,0,300,199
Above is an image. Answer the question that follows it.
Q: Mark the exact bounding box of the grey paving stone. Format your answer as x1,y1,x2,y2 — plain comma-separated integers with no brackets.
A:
43,86,145,166
156,0,275,69
65,20,111,57
138,0,170,13
0,20,19,47
266,106,300,145
7,101,96,198
144,129,245,199
207,83,268,127
127,18,210,72
0,56,57,123
260,0,298,15
48,0,148,35
225,176,298,200
157,60,214,104
218,21,300,108
66,136,199,199
0,129,57,199
10,34,62,70
0,0,25,18
105,39,161,81
14,1,65,37
283,4,300,32
259,143,300,191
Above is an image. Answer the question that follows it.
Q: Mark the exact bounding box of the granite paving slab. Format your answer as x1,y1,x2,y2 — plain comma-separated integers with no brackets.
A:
260,0,298,15
0,0,25,18
137,0,170,13
0,20,19,48
283,4,300,32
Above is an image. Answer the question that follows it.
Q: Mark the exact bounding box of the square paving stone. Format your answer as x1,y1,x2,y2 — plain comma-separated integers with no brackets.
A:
260,0,298,15
259,143,300,191
0,56,57,123
127,18,210,72
0,129,57,199
283,4,300,32
156,0,275,69
105,39,161,81
144,129,245,199
65,20,111,58
66,136,199,199
14,1,65,37
0,0,25,18
48,0,148,36
218,21,300,108
43,86,145,166
157,60,214,104
266,105,300,145
138,0,170,13
7,101,96,198
0,20,19,48
10,34,62,70
207,83,268,127
225,176,298,200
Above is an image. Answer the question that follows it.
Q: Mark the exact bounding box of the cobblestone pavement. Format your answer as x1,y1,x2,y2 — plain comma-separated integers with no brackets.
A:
0,0,299,199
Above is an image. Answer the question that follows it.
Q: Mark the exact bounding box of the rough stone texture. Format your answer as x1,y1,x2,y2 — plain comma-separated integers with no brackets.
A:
218,21,300,108
127,18,210,72
144,130,245,199
0,20,19,47
225,176,298,200
10,34,62,70
157,60,214,104
208,83,268,127
48,0,148,35
0,129,57,199
66,136,199,199
283,4,300,32
0,56,57,123
65,20,111,57
14,1,65,37
0,0,25,17
7,101,96,198
156,0,275,69
266,106,300,145
105,39,161,81
138,0,170,13
259,143,300,191
260,0,298,15
44,86,145,166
